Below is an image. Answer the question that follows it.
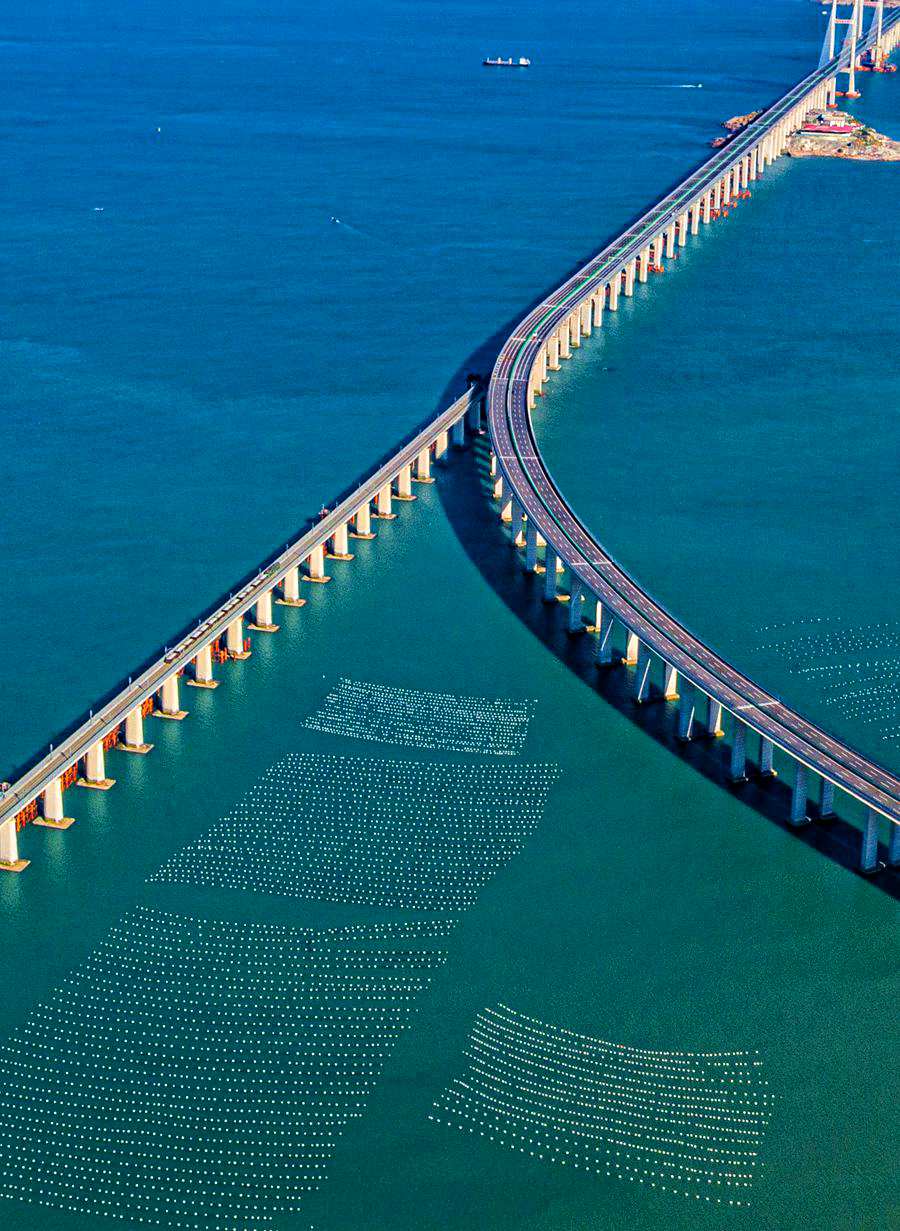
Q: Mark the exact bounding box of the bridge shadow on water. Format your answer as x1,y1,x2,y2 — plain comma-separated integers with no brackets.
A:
435,435,900,902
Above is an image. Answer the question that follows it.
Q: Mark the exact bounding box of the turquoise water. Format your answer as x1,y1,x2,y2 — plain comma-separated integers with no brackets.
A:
2,3,898,1231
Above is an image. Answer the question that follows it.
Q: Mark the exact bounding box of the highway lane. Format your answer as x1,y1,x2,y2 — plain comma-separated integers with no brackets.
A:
489,17,900,826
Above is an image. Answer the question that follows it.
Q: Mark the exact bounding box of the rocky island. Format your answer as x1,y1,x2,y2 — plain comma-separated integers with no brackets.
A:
712,107,900,161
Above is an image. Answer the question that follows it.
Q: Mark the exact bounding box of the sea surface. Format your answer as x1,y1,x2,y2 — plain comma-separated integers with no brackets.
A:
1,3,898,1231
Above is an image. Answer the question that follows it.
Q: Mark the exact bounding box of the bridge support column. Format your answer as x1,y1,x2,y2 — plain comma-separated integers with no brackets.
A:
250,590,278,632
306,543,331,582
121,705,152,752
157,673,187,720
226,616,249,658
712,183,721,210
80,739,114,789
721,174,731,205
592,294,604,327
819,778,835,820
595,608,615,665
374,482,395,519
860,809,881,874
0,819,26,870
569,312,580,349
435,429,449,459
549,335,561,370
638,248,650,282
690,203,700,235
414,447,433,483
789,763,810,826
510,501,525,547
567,579,584,632
41,777,73,827
452,416,466,448
467,395,483,432
624,262,635,296
677,212,688,246
396,465,414,500
888,823,900,868
747,153,756,184
622,629,639,665
189,644,218,688
730,719,747,781
352,503,376,540
702,194,711,224
663,662,679,701
525,522,538,572
677,685,696,741
580,302,592,336
759,736,776,777
500,498,512,524
608,280,619,310
632,643,652,703
543,552,558,602
492,473,504,500
706,697,724,738
666,224,676,258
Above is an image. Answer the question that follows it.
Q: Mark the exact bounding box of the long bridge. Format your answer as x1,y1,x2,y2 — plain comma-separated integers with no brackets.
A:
2,3,898,876
487,2,900,873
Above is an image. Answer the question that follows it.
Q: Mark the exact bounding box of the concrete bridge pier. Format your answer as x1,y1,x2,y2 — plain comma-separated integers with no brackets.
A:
691,204,701,235
594,607,616,665
327,522,355,559
249,590,279,632
118,705,152,752
509,501,525,547
712,183,721,211
189,644,218,688
666,224,676,258
580,302,591,337
592,294,604,327
702,194,712,224
729,719,747,781
157,674,187,720
278,565,306,606
888,823,900,868
608,280,620,311
452,416,466,448
677,212,688,246
226,616,250,658
435,429,449,459
352,502,376,539
706,698,724,738
759,736,776,777
638,248,650,282
40,777,74,828
525,522,539,572
567,579,584,632
677,685,696,741
395,464,415,500
819,778,835,820
632,643,652,702
414,447,433,483
492,472,504,501
549,335,561,370
0,819,27,871
305,543,332,582
500,499,512,524
543,552,559,601
860,809,881,874
80,740,115,790
624,262,636,296
623,629,639,666
569,311,581,348
789,763,810,826
375,482,396,520
663,662,679,701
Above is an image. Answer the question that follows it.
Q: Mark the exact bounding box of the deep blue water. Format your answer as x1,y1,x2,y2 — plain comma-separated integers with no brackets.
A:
1,4,898,1231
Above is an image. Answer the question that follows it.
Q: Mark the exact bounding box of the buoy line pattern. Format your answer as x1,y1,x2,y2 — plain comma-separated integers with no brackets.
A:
304,678,537,757
149,752,561,911
0,907,456,1230
429,1004,774,1207
753,618,900,744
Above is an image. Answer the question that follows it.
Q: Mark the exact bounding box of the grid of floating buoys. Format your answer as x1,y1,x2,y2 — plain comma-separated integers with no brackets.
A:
150,753,560,909
304,678,536,756
754,618,900,742
429,1004,774,1207
0,906,454,1229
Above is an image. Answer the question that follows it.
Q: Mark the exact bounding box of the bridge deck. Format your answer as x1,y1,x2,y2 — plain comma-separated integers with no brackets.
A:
489,13,900,827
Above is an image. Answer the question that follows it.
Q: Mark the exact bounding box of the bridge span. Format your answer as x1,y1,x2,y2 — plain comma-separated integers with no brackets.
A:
487,10,900,873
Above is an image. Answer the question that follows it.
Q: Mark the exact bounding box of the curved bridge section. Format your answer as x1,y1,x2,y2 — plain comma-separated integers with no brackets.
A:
488,15,900,870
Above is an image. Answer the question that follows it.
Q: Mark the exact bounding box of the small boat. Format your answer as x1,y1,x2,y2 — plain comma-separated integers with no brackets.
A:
483,56,531,68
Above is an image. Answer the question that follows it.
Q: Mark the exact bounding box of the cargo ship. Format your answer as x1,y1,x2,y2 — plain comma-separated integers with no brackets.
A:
483,56,531,68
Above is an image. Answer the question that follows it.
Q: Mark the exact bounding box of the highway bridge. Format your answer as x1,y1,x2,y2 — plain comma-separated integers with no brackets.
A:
0,386,482,868
487,5,900,873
